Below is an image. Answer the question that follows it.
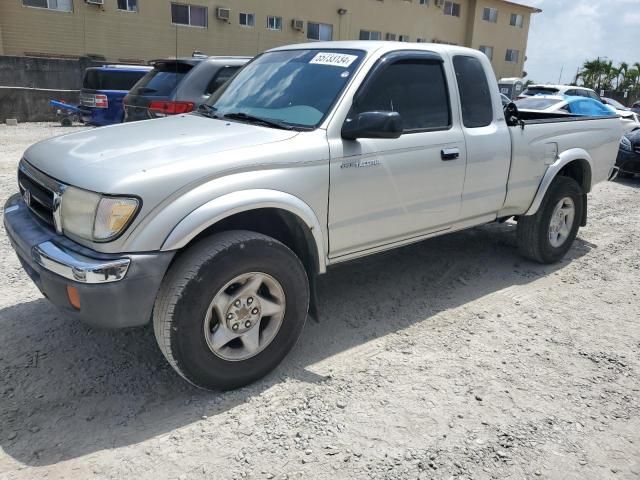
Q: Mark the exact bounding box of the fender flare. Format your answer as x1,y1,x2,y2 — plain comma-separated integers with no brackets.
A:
524,148,593,216
161,189,327,273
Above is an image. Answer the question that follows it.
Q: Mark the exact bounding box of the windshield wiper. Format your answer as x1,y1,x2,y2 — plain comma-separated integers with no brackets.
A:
222,112,295,130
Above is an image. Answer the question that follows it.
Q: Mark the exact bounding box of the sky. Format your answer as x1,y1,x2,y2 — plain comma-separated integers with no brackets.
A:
517,0,640,84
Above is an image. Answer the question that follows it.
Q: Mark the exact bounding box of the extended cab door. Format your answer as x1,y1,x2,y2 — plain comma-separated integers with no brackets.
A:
327,51,467,259
451,55,511,221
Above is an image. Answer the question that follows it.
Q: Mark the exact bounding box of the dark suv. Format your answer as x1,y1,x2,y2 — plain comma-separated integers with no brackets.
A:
124,56,250,122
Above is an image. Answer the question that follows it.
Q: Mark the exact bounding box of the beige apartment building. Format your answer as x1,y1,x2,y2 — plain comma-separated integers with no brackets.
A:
0,0,540,79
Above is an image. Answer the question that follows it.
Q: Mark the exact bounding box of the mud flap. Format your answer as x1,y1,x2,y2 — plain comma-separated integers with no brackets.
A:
580,194,588,227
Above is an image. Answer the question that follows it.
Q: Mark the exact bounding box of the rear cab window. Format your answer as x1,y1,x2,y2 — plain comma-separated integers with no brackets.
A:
83,69,149,91
453,55,493,128
129,61,195,97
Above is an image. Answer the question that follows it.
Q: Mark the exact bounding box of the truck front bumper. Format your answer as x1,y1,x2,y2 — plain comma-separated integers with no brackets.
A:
3,193,175,328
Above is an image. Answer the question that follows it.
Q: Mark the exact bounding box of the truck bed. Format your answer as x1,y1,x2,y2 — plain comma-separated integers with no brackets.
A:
500,114,622,217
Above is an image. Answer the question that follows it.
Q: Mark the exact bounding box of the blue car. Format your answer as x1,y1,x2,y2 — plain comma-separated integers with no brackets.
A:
78,65,152,126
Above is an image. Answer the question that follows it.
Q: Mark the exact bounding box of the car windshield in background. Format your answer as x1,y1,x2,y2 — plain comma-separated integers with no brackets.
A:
207,49,366,128
516,97,562,110
83,69,148,91
604,97,627,110
522,87,560,96
128,62,194,96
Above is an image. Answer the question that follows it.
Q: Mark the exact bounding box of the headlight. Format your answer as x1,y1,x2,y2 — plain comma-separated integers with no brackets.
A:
620,135,633,152
60,186,140,242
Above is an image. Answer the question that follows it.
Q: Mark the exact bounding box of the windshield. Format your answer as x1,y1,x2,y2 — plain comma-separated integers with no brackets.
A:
604,98,627,110
206,49,366,128
515,97,562,110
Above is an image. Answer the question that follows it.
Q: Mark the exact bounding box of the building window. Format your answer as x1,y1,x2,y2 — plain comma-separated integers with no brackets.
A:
510,13,524,27
386,33,397,41
416,38,427,43
307,22,333,41
505,49,520,63
479,45,493,60
171,3,207,27
117,0,137,12
399,34,410,42
22,0,72,12
239,12,255,27
359,30,382,40
267,15,282,31
419,0,429,5
482,7,498,23
443,1,461,17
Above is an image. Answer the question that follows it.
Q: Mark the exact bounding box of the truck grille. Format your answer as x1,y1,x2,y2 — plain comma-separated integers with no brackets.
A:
17,161,63,230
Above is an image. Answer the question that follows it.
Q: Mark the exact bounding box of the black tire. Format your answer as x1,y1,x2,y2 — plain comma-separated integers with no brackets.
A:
517,176,584,264
60,117,72,127
153,230,309,390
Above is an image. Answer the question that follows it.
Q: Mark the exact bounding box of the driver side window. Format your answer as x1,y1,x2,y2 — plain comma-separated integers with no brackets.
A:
351,59,451,132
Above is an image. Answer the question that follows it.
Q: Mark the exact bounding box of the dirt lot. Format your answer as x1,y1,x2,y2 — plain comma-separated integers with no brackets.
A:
0,123,639,480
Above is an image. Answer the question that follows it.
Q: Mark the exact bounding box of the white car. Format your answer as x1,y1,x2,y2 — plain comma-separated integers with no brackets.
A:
520,85,640,131
516,95,640,133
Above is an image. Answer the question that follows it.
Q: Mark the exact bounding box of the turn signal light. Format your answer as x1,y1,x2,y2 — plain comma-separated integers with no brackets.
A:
148,101,195,116
66,285,81,310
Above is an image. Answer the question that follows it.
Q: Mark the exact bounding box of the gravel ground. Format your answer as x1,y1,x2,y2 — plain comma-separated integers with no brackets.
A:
0,123,639,480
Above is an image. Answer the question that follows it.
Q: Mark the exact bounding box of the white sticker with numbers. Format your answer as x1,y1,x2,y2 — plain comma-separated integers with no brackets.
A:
309,52,358,68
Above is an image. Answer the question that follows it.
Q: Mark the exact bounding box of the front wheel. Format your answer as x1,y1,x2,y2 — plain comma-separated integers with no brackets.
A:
153,230,309,390
517,176,584,264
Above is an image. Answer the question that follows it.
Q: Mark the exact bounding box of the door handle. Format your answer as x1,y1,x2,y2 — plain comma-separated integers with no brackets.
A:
441,148,460,161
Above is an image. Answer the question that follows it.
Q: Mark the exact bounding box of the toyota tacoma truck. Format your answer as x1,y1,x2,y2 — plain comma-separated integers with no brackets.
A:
4,42,622,390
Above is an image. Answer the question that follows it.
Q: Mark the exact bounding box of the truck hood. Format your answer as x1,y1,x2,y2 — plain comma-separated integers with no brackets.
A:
24,114,299,193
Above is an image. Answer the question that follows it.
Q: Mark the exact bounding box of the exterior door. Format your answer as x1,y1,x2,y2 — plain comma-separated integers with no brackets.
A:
328,53,467,259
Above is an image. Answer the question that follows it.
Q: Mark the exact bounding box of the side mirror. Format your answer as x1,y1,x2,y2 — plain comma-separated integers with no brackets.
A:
504,102,520,127
342,111,403,140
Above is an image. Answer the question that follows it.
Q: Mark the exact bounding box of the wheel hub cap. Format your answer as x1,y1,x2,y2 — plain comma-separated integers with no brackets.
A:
548,197,575,248
204,272,286,362
225,296,261,334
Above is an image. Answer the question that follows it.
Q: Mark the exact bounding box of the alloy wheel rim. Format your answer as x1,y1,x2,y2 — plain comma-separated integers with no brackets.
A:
204,272,286,361
548,197,575,248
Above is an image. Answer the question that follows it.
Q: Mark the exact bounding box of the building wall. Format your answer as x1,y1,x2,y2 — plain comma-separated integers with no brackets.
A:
0,0,537,79
469,0,533,78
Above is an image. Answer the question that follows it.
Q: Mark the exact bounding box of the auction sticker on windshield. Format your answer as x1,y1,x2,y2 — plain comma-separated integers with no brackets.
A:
309,52,359,68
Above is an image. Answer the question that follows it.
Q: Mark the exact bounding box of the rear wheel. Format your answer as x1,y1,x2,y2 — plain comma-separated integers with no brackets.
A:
153,230,309,390
517,176,584,264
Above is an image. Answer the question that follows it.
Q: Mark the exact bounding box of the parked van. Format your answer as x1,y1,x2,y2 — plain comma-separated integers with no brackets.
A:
79,65,152,126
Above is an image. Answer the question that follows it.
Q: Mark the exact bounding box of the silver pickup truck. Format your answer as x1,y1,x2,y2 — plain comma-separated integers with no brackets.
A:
4,42,622,390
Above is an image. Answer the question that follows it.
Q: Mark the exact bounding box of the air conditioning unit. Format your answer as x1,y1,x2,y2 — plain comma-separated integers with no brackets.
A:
434,0,444,7
292,19,305,31
86,0,104,5
217,7,231,21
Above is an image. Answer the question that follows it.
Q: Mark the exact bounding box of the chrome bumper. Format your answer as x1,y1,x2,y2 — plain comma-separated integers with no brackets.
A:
32,241,130,284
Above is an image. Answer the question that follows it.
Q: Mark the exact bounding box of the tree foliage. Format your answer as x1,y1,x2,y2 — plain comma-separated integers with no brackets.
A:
577,58,640,94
